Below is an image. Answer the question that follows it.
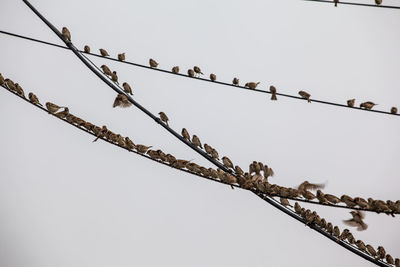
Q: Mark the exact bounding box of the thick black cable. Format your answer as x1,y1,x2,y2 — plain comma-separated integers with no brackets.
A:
303,0,400,9
0,29,398,117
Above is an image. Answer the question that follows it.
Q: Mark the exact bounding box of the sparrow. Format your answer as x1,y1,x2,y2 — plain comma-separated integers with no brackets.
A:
204,143,213,155
319,218,327,229
333,226,340,237
181,128,190,141
210,73,216,82
340,195,356,207
338,228,350,241
28,92,42,106
111,71,119,84
324,193,340,204
192,135,203,149
55,107,70,119
172,159,190,169
193,66,203,76
118,53,126,61
354,197,370,209
355,240,367,252
83,122,95,132
222,156,234,169
5,78,16,92
14,83,25,97
149,58,158,68
391,107,398,114
136,144,152,154
375,0,382,5
122,82,133,95
93,125,108,142
101,65,112,76
166,154,177,165
294,202,302,214
84,45,90,53
245,82,260,90
116,135,126,147
99,48,110,57
200,167,210,177
172,66,179,74
346,233,355,244
334,0,339,6
234,165,244,176
210,148,219,160
395,258,400,267
158,112,169,126
366,245,377,257
232,77,239,86
187,69,195,77
386,254,394,265
0,73,5,85
326,223,333,234
377,246,386,260
347,99,355,107
298,90,311,102
360,101,377,110
263,165,274,179
269,85,277,100
61,27,71,42
297,181,325,192
280,197,292,207
302,190,316,200
113,94,132,108
316,190,328,204
46,102,64,114
208,168,219,179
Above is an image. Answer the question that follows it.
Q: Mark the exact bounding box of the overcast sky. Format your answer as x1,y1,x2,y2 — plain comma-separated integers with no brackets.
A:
1,0,400,266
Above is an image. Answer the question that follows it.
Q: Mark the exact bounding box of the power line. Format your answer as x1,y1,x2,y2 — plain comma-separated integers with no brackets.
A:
303,0,400,9
0,29,399,117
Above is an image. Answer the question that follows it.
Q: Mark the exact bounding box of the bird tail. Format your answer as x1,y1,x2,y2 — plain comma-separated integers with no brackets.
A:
271,94,277,101
307,98,311,103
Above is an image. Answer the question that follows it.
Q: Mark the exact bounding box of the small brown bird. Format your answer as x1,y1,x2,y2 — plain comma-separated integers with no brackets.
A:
172,66,179,74
269,86,277,100
46,102,64,114
118,53,126,61
386,254,394,265
366,245,377,257
84,45,90,53
326,223,333,234
61,27,71,42
234,165,244,176
113,94,132,108
0,73,5,85
222,156,234,169
193,66,203,76
14,83,25,97
347,99,355,107
181,128,190,141
338,229,350,241
28,92,42,106
210,73,216,82
298,90,311,103
377,246,386,260
297,181,325,192
187,69,195,77
316,190,329,204
111,71,119,84
294,202,302,214
340,195,357,208
360,101,377,110
395,258,399,267
333,226,340,237
5,79,16,92
302,190,316,200
343,211,368,231
245,82,260,90
99,48,110,57
149,58,158,68
125,137,136,150
204,144,213,155
101,65,112,76
192,135,203,149
122,82,133,95
375,0,382,5
334,0,339,6
232,77,239,86
158,112,169,126
55,107,69,119
391,107,397,114
280,197,292,207
325,194,341,204
355,240,367,252
210,148,219,160
136,144,152,154
354,197,370,209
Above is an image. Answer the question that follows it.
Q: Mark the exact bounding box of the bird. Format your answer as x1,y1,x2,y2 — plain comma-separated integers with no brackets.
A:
366,245,377,257
338,228,350,241
391,107,397,114
125,137,136,150
210,73,216,82
395,258,399,267
297,181,325,192
360,101,377,110
172,66,179,74
61,27,71,42
193,66,203,76
181,128,190,141
0,73,5,86
101,65,112,76
210,148,219,160
375,0,382,5
234,165,244,176
99,48,110,57
377,246,386,260
158,112,169,126
245,82,260,90
5,78,16,92
333,226,340,237
355,240,367,251
334,0,339,6
325,193,341,204
232,77,239,86
55,107,70,119
28,92,42,106
294,202,302,214
113,94,132,108
269,86,277,100
149,58,158,68
122,82,133,95
136,144,152,154
316,190,328,204
280,197,292,207
14,83,25,97
84,45,90,53
340,195,356,208
192,135,203,149
386,255,394,265
111,71,119,84
118,53,126,61
46,102,64,114
222,156,234,169
204,144,213,155
347,99,355,107
187,69,195,77
298,90,311,102
302,190,316,200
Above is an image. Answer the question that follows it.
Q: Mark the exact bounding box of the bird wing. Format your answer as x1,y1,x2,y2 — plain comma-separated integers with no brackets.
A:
357,211,365,219
343,219,360,228
304,183,325,191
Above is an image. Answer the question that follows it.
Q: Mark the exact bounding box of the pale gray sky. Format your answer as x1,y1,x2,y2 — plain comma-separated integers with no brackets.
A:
1,0,399,266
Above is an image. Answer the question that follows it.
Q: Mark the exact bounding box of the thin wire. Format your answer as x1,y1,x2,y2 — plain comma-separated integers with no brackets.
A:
302,0,400,9
1,29,399,117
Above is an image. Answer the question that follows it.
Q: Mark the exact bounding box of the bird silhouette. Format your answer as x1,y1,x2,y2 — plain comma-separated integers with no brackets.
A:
84,45,90,53
269,86,277,100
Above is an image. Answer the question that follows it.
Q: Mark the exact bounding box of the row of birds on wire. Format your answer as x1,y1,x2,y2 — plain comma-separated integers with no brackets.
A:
1,81,400,266
59,26,399,115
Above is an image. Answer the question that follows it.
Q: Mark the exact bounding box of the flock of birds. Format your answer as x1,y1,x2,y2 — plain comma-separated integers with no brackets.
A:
334,0,384,6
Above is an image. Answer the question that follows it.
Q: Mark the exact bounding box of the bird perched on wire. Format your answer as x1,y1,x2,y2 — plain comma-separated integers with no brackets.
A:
111,71,119,84
5,78,16,92
298,90,311,102
122,82,133,95
386,254,394,265
347,99,355,107
192,135,203,149
14,83,25,97
113,94,132,108
55,107,69,119
28,92,42,106
210,73,216,82
149,58,158,68
182,128,190,141
395,258,399,267
211,148,219,160
377,246,386,260
0,73,5,86
136,144,152,154
280,197,292,207
245,82,260,90
46,102,65,114
360,101,377,110
188,69,195,77
118,53,126,61
325,193,341,204
222,156,234,169
366,245,377,257
61,27,71,42
269,86,277,100
193,66,203,76
101,65,112,76
232,77,239,86
84,45,90,53
99,48,110,57
334,0,339,7
172,66,179,74
158,112,169,126
391,107,397,114
375,0,382,5
343,211,368,231
297,181,325,192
